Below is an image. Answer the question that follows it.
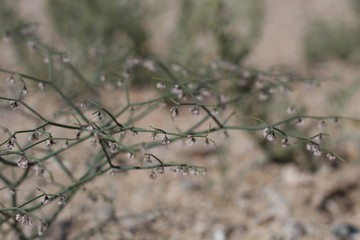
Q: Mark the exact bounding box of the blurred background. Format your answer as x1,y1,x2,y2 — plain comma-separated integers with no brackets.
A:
1,0,360,239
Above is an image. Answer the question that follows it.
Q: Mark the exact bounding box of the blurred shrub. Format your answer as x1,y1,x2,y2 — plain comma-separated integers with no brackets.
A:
304,0,360,64
48,0,148,56
305,22,360,64
1,0,264,88
169,0,263,64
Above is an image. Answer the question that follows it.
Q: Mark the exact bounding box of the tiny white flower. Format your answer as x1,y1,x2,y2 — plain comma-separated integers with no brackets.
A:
17,156,29,169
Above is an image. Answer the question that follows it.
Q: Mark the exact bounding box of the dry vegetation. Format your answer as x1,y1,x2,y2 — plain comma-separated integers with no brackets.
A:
1,1,360,240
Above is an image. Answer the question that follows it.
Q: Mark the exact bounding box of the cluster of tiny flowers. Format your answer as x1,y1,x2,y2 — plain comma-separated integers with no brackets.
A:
127,152,135,159
26,40,36,52
38,82,45,90
126,58,139,67
6,137,16,150
92,111,103,121
90,135,98,148
220,94,230,104
190,168,202,175
295,118,304,126
80,101,87,109
100,74,107,82
255,78,266,89
149,170,157,179
6,75,15,84
142,59,156,71
29,132,39,142
149,166,165,179
22,87,28,96
9,100,18,110
157,166,165,174
46,139,56,149
63,140,69,150
108,142,119,154
61,54,70,63
132,129,138,136
319,120,327,128
211,107,219,115
172,166,206,176
188,135,198,145
263,128,276,141
26,40,35,50
20,23,38,36
37,223,48,236
108,168,119,176
143,155,153,165
171,64,188,77
172,166,191,176
75,130,81,140
171,85,184,99
150,131,158,140
156,82,166,90
15,214,32,226
187,82,197,90
201,88,213,98
119,129,126,136
90,137,98,148
87,124,94,131
326,152,337,161
41,195,50,205
306,142,322,156
57,194,66,206
242,69,252,79
116,78,124,87
17,156,29,169
34,164,45,176
269,87,278,94
282,138,290,148
161,135,171,145
258,92,269,101
170,107,180,120
9,188,15,196
313,134,323,144
189,107,200,115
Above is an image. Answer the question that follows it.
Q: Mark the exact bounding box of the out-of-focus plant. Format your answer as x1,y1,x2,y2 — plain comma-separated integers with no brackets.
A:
304,0,360,64
169,0,263,64
48,0,148,58
305,22,360,64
